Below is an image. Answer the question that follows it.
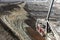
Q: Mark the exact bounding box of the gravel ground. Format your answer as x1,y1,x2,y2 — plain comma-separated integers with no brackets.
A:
0,22,19,40
0,3,28,40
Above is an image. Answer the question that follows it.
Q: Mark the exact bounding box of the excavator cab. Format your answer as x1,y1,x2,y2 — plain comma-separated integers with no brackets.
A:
36,0,60,40
24,0,54,37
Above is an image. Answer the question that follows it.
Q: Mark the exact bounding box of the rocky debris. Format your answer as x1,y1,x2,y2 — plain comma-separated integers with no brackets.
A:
0,3,31,40
0,23,19,40
29,11,48,18
24,3,49,12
